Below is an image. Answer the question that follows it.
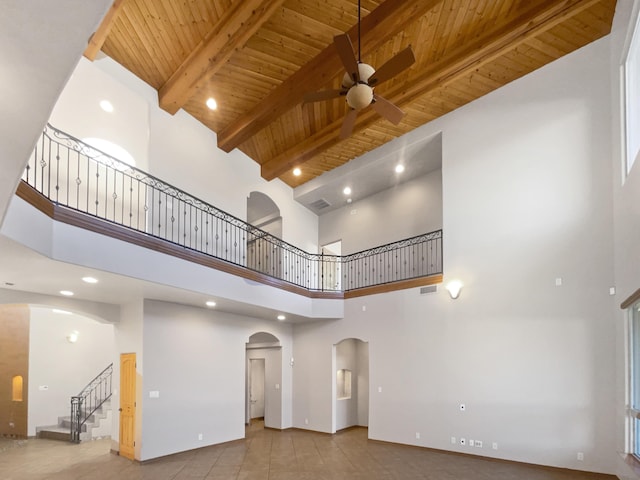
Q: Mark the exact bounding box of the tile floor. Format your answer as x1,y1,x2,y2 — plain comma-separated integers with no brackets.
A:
0,422,617,479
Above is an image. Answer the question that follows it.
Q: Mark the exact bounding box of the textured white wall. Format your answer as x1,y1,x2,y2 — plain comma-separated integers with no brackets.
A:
140,300,293,461
319,169,442,254
609,1,640,478
300,34,616,474
27,306,115,436
47,55,319,254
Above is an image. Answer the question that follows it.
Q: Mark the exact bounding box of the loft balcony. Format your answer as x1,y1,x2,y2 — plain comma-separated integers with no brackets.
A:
16,124,442,300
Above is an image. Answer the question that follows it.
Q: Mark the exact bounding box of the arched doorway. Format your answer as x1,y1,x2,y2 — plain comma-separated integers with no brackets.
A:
333,338,369,433
245,332,283,429
246,192,282,276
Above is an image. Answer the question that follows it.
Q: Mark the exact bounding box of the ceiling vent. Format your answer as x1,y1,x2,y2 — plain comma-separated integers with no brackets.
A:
309,198,331,210
420,285,437,295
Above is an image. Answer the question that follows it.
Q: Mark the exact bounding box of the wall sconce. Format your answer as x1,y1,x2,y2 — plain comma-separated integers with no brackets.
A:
67,330,79,343
446,280,463,299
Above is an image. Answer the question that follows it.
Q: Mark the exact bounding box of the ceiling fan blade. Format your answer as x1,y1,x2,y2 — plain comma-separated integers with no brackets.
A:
372,94,405,125
368,46,415,86
340,109,358,139
334,34,359,83
303,89,345,103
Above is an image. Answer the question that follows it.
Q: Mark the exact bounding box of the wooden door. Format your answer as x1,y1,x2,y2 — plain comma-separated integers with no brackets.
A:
119,353,136,460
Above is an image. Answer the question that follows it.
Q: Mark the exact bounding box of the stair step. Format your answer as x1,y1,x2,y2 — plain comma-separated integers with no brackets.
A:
38,427,71,442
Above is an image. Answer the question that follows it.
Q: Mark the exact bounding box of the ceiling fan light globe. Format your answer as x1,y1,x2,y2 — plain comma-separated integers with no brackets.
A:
341,63,376,89
342,72,354,89
346,84,373,110
358,63,375,83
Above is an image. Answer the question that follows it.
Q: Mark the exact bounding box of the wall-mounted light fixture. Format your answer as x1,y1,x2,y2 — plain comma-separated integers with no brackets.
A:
446,280,463,299
67,330,79,343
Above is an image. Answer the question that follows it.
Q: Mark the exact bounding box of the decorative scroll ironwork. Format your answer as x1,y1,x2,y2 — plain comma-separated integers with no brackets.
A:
70,363,113,443
23,124,443,292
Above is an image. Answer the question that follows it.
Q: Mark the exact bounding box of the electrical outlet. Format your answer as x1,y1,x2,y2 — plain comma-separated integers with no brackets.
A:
492,442,498,450
304,418,309,425
475,440,483,448
460,438,466,446
450,436,456,445
577,452,584,461
416,432,420,439
469,439,475,447
198,433,203,441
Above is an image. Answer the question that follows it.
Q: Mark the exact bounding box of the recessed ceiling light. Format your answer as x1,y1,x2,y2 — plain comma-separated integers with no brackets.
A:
99,100,114,113
52,309,72,315
206,300,217,307
347,198,352,204
293,167,301,176
206,97,217,110
343,187,352,195
277,314,286,321
82,276,98,284
395,164,405,173
60,290,74,296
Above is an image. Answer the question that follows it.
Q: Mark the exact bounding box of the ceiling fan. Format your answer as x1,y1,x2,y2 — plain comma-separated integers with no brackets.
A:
303,0,416,139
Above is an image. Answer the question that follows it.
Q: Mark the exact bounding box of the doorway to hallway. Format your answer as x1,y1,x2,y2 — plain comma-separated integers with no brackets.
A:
249,358,265,421
245,332,283,429
332,338,369,433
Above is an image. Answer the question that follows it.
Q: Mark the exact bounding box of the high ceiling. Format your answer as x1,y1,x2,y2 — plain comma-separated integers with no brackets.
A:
89,0,616,188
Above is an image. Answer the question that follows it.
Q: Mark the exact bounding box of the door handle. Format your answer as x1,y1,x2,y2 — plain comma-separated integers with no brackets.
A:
119,408,123,412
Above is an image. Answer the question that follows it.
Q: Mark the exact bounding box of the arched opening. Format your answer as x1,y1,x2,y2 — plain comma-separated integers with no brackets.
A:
333,338,369,433
245,332,283,429
246,192,282,276
246,192,281,238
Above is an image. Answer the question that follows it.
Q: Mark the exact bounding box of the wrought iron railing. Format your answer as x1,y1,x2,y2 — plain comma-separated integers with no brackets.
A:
70,363,113,443
22,124,442,291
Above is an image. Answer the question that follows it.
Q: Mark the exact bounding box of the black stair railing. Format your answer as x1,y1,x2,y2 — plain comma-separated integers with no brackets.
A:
70,363,113,443
23,124,443,292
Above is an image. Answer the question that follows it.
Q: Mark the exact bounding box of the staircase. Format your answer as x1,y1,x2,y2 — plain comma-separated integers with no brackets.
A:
36,400,112,442
36,363,114,443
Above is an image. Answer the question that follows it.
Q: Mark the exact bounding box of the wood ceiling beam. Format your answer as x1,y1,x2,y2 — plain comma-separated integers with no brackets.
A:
158,0,286,115
216,0,444,154
260,0,607,181
83,0,128,61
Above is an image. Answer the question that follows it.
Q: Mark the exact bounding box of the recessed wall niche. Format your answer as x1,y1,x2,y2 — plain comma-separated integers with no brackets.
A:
337,369,352,400
12,376,23,402
0,304,30,437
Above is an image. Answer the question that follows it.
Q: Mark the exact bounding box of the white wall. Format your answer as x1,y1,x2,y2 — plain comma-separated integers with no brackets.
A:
356,340,369,427
140,300,293,461
27,306,115,436
0,1,111,224
609,1,640,479
319,169,442,254
52,56,319,254
299,35,616,474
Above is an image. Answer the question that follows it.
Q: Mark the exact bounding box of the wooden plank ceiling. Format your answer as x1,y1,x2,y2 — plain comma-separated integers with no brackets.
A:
91,0,617,187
